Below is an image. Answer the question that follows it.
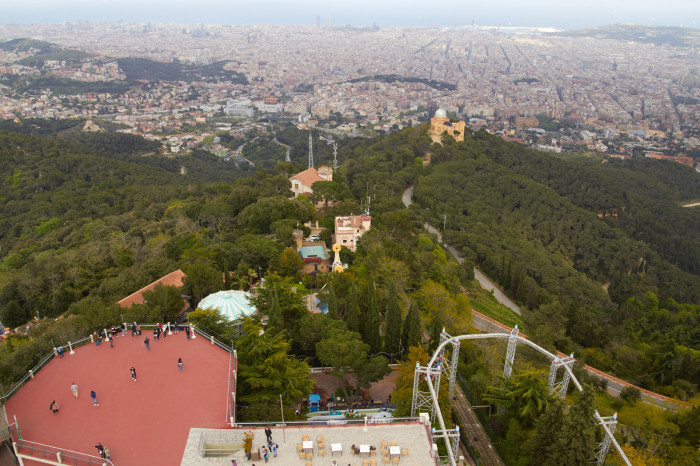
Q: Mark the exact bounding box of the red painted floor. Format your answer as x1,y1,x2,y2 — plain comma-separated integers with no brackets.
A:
5,330,231,465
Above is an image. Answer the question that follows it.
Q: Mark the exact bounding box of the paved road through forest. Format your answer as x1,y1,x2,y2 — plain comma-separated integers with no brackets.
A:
402,185,521,315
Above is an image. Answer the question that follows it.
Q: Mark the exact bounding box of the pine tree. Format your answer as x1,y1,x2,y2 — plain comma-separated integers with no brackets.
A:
402,299,422,351
327,282,338,319
363,277,381,353
384,280,403,357
550,386,598,466
345,284,360,332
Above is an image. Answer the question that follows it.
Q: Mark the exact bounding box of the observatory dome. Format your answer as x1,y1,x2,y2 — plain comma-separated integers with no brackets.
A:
435,108,447,118
198,289,256,321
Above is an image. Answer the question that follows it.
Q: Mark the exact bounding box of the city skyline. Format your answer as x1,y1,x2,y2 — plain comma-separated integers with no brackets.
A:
1,0,699,29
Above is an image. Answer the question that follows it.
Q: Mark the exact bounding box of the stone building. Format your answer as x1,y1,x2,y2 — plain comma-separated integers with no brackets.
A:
428,108,466,144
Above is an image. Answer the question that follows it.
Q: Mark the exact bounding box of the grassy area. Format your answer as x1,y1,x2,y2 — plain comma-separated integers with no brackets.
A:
464,280,524,329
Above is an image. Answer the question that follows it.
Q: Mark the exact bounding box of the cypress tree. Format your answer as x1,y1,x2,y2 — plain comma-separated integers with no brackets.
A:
530,399,565,465
363,277,381,353
402,299,422,351
429,314,443,353
384,280,402,357
327,282,338,319
267,285,284,333
345,283,360,332
550,386,598,466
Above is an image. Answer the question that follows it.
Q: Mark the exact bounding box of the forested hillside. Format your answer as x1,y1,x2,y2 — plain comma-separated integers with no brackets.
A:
0,122,697,403
415,130,699,393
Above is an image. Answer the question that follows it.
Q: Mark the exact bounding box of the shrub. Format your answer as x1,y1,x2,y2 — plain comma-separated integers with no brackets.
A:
620,386,641,405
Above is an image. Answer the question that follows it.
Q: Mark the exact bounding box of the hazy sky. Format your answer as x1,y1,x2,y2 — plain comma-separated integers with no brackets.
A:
1,0,698,29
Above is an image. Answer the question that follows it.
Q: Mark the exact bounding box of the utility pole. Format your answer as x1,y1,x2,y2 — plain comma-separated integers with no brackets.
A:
443,214,446,231
279,394,286,441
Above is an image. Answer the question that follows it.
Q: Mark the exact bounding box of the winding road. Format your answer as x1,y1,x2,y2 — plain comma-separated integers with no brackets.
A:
402,185,521,315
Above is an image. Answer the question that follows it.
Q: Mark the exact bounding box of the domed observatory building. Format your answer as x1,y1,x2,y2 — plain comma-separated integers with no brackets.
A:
197,290,257,333
428,108,466,144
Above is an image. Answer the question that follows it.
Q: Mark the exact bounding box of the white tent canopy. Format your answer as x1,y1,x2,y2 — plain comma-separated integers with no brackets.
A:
198,290,256,321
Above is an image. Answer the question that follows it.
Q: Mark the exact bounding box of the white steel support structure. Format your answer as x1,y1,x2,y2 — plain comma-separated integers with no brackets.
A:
333,143,338,170
432,426,460,463
438,329,461,399
497,325,519,414
412,331,631,466
548,353,575,398
411,361,443,423
594,413,618,465
503,325,519,379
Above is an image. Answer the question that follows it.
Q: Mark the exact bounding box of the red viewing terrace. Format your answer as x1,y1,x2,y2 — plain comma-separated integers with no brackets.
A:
4,328,232,465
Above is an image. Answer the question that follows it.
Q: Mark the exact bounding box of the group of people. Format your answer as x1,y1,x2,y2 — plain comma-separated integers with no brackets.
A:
50,320,194,462
262,426,279,463
94,442,111,460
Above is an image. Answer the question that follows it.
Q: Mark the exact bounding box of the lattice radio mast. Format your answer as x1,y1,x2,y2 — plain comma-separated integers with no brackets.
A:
308,132,314,169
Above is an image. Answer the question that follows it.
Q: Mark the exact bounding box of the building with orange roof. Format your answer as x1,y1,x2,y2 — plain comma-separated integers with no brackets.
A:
117,269,187,309
289,166,333,198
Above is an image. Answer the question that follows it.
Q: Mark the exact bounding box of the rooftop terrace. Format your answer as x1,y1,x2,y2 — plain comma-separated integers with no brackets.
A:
181,422,437,465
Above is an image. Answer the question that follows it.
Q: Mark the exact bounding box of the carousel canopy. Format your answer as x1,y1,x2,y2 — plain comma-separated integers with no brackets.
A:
198,290,256,321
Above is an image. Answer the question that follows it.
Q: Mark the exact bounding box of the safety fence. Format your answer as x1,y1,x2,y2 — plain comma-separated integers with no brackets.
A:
10,432,114,466
234,416,421,430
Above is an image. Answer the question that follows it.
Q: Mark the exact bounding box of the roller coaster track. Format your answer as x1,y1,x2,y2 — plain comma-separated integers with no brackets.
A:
451,385,504,466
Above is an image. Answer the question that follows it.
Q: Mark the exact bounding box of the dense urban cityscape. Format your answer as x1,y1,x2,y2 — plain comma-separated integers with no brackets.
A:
1,22,699,165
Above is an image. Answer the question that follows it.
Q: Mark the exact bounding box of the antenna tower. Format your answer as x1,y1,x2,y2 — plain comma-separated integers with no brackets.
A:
308,132,314,169
333,143,338,170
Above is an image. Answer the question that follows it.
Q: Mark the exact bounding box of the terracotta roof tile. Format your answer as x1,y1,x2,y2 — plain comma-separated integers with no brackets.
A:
117,269,186,308
289,168,325,189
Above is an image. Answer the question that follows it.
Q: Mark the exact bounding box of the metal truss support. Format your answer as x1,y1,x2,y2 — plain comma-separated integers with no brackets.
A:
439,329,461,399
411,361,443,423
594,413,618,465
547,353,575,398
432,426,461,463
503,325,519,379
497,325,519,414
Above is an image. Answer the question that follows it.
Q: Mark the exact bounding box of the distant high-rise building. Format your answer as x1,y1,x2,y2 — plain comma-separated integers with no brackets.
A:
327,16,331,27
317,15,320,27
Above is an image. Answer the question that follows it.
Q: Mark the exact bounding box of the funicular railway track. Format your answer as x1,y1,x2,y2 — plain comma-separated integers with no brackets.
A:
452,385,504,466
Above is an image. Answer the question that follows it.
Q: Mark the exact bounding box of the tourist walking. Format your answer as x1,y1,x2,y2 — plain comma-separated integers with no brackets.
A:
265,426,272,442
103,447,111,460
120,322,126,336
71,382,78,398
153,328,158,341
131,322,137,337
185,326,190,339
109,335,114,348
178,357,183,371
130,366,137,381
94,443,104,458
90,390,99,407
49,400,60,414
57,346,64,358
144,337,150,350
136,324,141,335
